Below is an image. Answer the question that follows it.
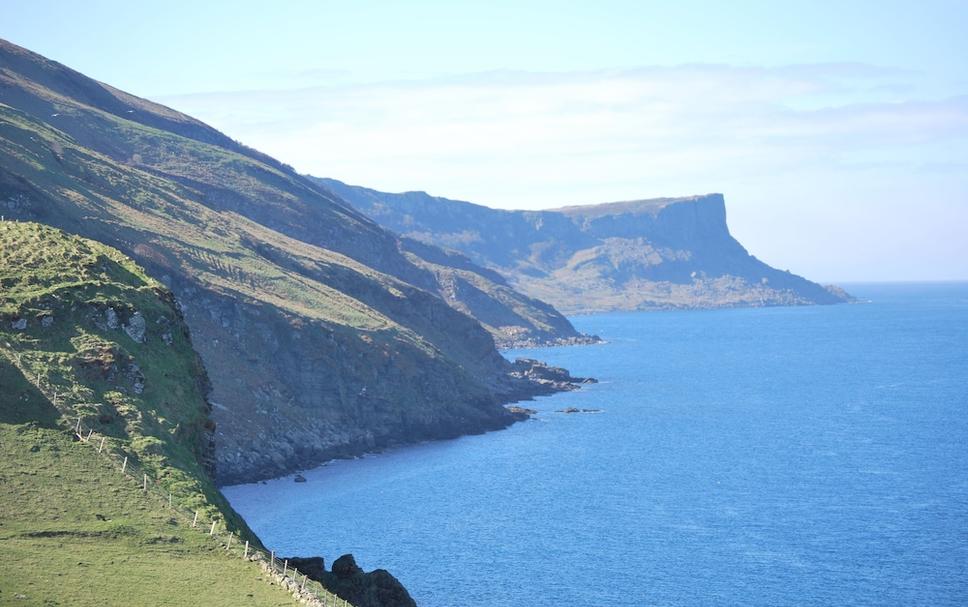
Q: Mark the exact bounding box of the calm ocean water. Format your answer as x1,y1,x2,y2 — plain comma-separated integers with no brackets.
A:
223,283,968,606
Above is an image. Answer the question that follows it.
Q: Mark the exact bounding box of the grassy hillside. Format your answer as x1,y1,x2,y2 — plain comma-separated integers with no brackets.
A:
0,222,326,606
0,426,303,607
0,222,230,522
0,38,569,483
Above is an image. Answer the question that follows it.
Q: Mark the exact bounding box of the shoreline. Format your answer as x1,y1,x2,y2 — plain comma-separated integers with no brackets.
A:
217,347,599,488
219,393,573,489
215,355,597,487
215,298,858,487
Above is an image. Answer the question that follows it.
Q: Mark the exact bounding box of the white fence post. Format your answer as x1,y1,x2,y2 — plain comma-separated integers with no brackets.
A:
283,559,288,576
143,473,148,492
192,511,198,527
121,456,127,474
243,540,249,559
209,520,217,535
98,436,106,453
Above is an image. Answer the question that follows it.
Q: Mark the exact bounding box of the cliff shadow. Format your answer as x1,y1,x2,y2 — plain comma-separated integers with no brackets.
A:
0,357,61,428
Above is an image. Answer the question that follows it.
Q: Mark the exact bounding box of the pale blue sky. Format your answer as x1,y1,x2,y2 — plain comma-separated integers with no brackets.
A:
5,1,968,281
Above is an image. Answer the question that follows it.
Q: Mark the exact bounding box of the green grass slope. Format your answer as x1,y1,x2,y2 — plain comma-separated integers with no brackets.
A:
0,426,301,607
0,222,327,606
0,222,230,521
0,38,560,483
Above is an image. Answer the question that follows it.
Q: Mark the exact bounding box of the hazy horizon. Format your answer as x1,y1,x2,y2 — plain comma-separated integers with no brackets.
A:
5,0,967,283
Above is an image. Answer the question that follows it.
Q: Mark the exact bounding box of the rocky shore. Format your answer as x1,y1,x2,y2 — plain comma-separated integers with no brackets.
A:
218,358,597,486
496,333,603,349
285,555,416,607
508,358,598,393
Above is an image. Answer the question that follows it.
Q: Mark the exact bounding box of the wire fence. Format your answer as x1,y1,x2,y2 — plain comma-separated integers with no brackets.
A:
3,346,355,607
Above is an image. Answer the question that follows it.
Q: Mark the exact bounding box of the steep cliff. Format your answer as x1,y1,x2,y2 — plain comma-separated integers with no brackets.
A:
0,38,587,484
0,221,233,525
317,179,851,313
0,223,395,606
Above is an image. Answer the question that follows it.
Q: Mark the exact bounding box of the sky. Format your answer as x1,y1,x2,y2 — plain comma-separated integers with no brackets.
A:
4,0,968,282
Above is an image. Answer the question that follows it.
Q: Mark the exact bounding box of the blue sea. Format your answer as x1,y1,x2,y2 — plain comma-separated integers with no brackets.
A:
223,283,968,606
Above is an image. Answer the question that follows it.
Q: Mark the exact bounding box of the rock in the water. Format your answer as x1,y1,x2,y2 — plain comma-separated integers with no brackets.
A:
506,405,537,416
40,315,53,328
286,554,417,607
293,474,307,483
509,358,596,391
332,554,362,579
11,317,27,330
123,311,146,343
557,407,603,414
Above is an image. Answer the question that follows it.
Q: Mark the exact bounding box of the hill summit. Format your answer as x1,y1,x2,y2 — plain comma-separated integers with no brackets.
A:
0,38,590,484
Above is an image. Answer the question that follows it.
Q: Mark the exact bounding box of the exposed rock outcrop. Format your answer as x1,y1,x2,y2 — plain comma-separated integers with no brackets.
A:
506,405,538,416
509,358,597,394
123,311,147,343
286,555,417,607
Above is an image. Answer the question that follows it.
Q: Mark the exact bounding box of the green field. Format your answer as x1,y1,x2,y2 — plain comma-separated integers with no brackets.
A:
0,222,342,606
0,424,301,607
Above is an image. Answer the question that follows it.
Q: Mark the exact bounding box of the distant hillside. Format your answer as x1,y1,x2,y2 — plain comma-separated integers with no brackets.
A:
0,38,588,484
316,179,851,313
0,222,305,606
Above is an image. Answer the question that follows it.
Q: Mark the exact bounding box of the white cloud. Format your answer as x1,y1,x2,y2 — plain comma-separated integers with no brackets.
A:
159,64,968,281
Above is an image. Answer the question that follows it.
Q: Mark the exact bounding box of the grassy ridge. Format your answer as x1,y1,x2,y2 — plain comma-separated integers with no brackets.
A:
0,222,366,606
0,37,563,484
0,222,230,524
0,105,396,334
0,222,315,605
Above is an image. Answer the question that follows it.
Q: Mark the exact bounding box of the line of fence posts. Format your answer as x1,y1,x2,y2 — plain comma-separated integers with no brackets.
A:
0,350,351,607
67,414,352,606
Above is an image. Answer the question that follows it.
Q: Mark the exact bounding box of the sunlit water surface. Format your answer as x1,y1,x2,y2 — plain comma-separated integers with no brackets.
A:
224,283,968,606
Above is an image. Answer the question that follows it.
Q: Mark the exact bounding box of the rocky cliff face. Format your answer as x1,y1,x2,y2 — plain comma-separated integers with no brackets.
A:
0,38,589,485
317,179,851,313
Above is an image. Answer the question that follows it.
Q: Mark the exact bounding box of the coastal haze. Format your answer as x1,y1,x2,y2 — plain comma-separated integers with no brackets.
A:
317,179,849,313
2,3,967,607
5,3,968,283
